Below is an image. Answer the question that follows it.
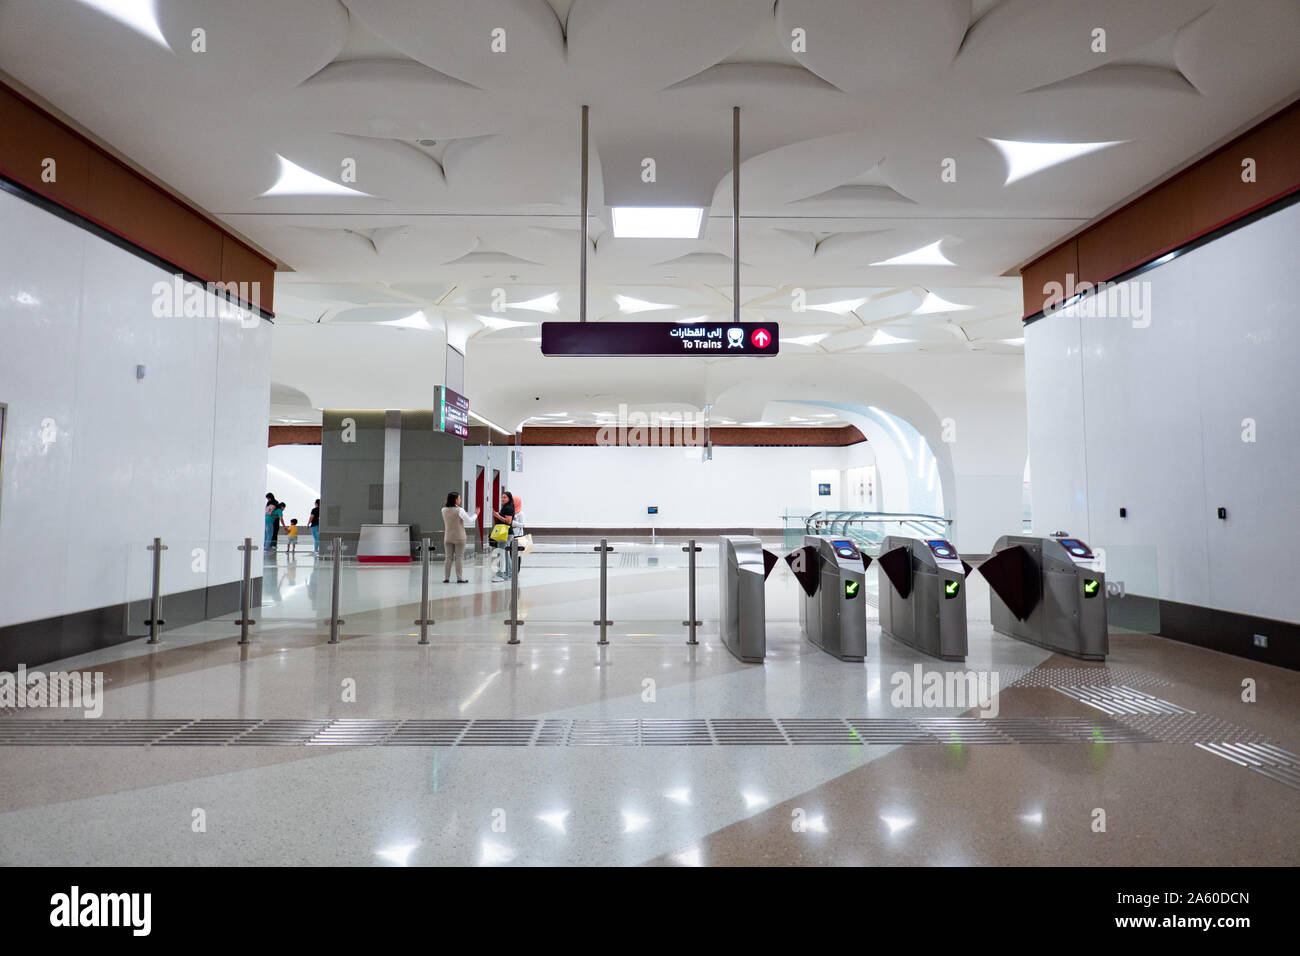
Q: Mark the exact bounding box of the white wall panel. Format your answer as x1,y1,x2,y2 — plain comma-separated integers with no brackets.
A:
0,189,273,628
503,442,874,529
1024,308,1088,538
1025,200,1300,623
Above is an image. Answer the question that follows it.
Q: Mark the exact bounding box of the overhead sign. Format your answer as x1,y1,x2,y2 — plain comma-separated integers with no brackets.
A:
435,385,470,439
541,321,779,357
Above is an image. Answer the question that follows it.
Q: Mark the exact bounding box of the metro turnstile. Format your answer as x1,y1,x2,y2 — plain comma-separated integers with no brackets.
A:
876,535,969,661
719,535,773,663
793,536,868,662
979,534,1108,661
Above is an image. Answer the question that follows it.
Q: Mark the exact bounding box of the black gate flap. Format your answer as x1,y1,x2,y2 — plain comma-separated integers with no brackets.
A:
762,549,779,580
783,545,820,597
976,545,1040,621
877,546,912,599
961,558,973,579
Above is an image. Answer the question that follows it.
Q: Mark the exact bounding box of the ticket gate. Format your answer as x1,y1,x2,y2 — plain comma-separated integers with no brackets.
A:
876,536,969,661
718,535,776,663
789,536,870,662
979,534,1108,661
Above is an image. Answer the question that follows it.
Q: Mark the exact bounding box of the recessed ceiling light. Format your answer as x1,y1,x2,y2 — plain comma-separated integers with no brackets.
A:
985,138,1124,186
475,314,535,330
868,330,911,346
1002,337,1025,346
913,292,972,314
76,0,170,50
614,294,673,313
611,207,704,239
872,241,954,267
508,292,560,313
378,311,433,330
806,297,866,314
260,154,371,198
784,333,828,346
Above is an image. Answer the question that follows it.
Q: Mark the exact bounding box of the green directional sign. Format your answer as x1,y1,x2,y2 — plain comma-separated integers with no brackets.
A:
1083,578,1101,598
844,580,860,599
944,579,961,599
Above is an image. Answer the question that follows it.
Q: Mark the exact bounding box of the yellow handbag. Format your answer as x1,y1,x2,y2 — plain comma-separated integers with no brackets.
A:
490,523,510,542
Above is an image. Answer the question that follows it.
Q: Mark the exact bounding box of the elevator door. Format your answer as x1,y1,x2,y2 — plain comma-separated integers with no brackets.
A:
474,467,485,548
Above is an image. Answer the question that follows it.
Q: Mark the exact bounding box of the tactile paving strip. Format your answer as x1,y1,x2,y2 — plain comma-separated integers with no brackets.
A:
1117,714,1276,745
1194,742,1300,790
1011,666,1171,689
1050,684,1194,716
0,716,1264,752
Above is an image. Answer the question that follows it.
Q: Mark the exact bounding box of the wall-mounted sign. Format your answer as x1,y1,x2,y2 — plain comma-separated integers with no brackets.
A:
817,483,832,496
541,321,779,356
435,385,470,439
647,506,659,515
511,449,523,473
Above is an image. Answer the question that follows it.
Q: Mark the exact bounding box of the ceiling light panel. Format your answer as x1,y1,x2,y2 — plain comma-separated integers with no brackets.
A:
76,0,170,50
985,138,1125,185
610,207,704,239
871,241,955,267
260,154,371,198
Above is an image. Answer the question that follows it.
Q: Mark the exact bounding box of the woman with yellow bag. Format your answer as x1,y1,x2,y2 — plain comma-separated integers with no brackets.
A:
491,491,523,582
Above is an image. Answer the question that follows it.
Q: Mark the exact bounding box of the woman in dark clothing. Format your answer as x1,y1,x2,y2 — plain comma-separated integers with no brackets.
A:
492,492,521,582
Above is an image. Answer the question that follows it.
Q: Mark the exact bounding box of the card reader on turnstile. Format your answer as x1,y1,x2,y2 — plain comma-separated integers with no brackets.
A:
876,536,969,661
979,534,1108,660
791,536,869,662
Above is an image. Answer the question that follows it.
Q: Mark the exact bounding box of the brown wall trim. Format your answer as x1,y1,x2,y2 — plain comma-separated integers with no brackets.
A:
486,424,866,447
1021,100,1300,319
270,425,323,447
0,80,275,313
274,423,866,449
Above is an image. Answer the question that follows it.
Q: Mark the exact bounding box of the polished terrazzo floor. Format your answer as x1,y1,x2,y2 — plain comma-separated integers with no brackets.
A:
0,540,1296,866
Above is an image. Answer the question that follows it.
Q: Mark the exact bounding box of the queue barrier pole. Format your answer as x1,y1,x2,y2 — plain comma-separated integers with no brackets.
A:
326,537,345,645
593,538,614,645
682,538,702,645
144,537,168,644
235,537,257,644
504,537,523,644
415,536,435,645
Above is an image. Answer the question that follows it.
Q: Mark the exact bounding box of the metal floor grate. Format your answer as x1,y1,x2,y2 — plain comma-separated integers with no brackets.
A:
0,716,1267,752
640,719,712,746
385,720,469,746
1051,684,1194,716
156,719,262,746
710,718,789,746
458,719,539,746
569,719,640,746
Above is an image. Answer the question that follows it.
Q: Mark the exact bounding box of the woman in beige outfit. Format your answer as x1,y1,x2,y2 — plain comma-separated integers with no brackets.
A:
440,492,479,583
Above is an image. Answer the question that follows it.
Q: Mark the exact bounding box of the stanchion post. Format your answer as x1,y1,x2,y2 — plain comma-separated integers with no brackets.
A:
415,536,434,645
682,538,702,644
144,537,167,644
327,537,344,645
504,537,523,644
593,537,613,645
235,537,257,644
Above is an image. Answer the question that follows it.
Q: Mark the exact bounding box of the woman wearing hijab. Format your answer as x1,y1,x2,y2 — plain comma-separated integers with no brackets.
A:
492,491,522,582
